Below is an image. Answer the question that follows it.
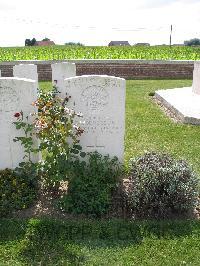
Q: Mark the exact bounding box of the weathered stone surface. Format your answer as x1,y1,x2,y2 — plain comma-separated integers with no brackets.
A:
13,64,39,89
62,75,126,161
155,61,200,124
0,78,38,169
155,87,200,125
13,64,38,79
51,62,76,91
192,61,200,95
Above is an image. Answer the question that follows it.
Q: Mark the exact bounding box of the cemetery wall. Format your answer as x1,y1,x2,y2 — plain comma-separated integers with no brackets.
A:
0,60,194,81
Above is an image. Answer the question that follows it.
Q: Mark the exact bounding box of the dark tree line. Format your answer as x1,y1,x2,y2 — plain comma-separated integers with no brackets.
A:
184,38,200,46
64,42,84,46
25,38,36,46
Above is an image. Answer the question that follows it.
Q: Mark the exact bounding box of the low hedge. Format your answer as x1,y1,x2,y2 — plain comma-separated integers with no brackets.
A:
0,167,38,217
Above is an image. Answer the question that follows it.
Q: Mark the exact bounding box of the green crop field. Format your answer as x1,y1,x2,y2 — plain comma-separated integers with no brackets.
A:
0,45,200,61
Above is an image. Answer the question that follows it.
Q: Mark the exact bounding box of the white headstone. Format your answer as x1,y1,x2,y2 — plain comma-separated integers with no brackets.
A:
192,62,200,95
51,62,76,91
13,64,39,89
62,75,126,162
0,78,38,169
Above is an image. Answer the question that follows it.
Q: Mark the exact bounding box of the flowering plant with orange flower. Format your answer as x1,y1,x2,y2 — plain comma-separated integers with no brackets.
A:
33,86,85,185
14,85,85,187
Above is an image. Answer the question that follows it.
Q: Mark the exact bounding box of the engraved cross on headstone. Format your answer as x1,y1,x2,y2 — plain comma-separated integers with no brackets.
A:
86,136,105,150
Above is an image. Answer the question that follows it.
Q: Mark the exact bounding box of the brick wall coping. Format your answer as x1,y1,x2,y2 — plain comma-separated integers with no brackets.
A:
0,59,197,65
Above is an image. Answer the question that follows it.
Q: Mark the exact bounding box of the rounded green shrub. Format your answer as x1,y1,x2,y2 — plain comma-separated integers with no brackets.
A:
58,152,123,217
126,152,200,218
0,166,38,217
148,91,155,97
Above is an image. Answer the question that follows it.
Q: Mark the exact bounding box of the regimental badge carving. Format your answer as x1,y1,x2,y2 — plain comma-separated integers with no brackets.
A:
0,86,20,113
81,85,109,111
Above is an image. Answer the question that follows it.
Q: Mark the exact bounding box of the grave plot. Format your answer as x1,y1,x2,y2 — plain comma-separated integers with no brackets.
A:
0,77,38,169
60,75,126,162
155,61,200,125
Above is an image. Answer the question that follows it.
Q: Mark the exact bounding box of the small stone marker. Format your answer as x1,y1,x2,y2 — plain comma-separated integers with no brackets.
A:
0,78,38,169
192,62,200,95
51,62,76,91
62,75,126,161
0,69,1,77
13,64,39,88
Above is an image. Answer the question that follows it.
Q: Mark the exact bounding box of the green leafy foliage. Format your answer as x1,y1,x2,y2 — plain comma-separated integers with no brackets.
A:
35,87,85,186
58,152,123,217
148,91,155,96
0,166,38,217
13,86,85,189
126,152,200,218
13,111,38,162
2,45,200,61
42,37,50,41
25,38,36,46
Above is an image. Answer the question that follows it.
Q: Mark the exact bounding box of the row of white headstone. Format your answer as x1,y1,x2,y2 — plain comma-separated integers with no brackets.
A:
0,63,126,169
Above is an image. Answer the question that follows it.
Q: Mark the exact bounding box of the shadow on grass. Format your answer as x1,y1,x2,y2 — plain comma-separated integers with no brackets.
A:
0,219,28,242
0,218,200,265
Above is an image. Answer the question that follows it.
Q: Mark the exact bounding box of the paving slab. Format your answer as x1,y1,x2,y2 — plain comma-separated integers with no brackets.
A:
155,87,200,125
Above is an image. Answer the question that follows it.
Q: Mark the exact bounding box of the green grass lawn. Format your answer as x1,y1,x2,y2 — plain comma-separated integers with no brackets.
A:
125,79,200,173
1,79,200,266
0,219,200,265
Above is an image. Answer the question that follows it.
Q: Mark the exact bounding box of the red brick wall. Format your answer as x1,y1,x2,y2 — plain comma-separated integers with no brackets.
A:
76,63,194,79
0,60,194,81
